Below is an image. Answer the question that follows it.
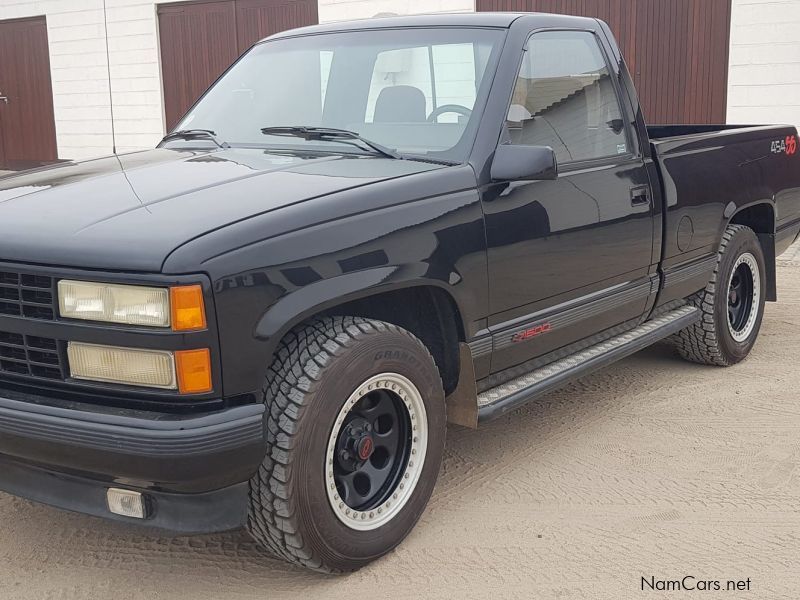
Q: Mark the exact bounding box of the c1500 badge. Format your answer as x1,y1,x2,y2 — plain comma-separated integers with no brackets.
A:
512,323,552,343
771,135,797,156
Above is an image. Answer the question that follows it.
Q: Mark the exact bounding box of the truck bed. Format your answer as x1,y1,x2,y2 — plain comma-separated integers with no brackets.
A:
647,123,756,140
649,124,800,276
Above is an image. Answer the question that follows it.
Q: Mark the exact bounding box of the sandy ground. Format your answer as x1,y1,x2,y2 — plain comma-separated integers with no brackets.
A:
2,248,800,599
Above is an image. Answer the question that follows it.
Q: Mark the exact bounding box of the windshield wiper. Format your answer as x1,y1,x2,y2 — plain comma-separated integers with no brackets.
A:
260,126,402,160
161,129,229,148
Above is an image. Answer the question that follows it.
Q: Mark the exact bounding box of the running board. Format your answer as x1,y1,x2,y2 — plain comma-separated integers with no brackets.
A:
476,305,700,424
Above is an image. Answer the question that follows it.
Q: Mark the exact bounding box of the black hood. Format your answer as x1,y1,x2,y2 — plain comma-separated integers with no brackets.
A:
0,148,442,272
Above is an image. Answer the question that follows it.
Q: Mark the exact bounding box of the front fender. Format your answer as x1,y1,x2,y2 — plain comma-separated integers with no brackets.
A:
255,266,454,342
188,167,487,398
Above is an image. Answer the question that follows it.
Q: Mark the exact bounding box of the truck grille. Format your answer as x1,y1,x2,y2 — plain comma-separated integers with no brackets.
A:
0,331,64,380
0,270,56,320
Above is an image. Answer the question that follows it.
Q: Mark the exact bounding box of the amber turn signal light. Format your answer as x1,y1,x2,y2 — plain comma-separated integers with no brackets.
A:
175,348,212,394
170,285,207,331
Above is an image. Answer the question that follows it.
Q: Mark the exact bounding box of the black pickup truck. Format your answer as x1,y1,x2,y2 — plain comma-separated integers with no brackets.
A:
0,12,798,572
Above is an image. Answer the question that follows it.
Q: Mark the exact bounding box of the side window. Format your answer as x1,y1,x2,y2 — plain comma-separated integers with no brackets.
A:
507,30,628,164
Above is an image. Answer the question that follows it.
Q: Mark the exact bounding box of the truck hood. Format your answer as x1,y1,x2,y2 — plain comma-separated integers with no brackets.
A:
0,148,442,272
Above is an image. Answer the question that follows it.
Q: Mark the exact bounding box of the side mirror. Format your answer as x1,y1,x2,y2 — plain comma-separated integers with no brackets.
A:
490,144,558,182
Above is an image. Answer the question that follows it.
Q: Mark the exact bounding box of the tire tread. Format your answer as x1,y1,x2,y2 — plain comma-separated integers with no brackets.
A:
670,224,752,366
246,315,437,572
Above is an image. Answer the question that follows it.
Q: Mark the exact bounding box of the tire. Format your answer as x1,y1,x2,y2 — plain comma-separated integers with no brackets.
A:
246,316,446,572
671,224,766,366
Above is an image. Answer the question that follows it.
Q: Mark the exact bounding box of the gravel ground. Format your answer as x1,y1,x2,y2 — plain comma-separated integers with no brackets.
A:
2,245,800,599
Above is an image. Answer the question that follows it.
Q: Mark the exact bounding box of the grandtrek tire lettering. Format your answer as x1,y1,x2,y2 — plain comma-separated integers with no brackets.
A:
373,350,421,366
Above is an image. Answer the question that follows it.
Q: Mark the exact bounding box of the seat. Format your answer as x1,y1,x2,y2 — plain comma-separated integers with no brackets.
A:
374,85,427,123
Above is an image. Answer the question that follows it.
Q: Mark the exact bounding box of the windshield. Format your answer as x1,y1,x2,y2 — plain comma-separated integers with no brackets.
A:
175,28,505,162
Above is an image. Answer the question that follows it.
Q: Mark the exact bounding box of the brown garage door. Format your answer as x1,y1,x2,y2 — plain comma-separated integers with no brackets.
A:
476,0,732,124
0,16,58,169
158,0,318,130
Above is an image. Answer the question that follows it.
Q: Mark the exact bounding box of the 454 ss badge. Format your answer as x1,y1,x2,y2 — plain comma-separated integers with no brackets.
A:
771,135,797,156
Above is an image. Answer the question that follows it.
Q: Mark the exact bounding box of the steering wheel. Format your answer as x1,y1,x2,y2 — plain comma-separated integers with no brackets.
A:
427,104,473,123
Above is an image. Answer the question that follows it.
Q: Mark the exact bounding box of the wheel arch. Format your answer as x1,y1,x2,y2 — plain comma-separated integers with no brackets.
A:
255,272,467,396
727,201,777,301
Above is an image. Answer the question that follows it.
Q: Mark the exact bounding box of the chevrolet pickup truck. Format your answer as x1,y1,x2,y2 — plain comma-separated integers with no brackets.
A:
0,12,798,572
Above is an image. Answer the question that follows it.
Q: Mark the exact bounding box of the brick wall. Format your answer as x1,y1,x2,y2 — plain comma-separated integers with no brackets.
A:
727,0,800,126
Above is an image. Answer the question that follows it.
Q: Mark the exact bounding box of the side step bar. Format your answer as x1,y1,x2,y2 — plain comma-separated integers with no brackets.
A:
476,305,700,424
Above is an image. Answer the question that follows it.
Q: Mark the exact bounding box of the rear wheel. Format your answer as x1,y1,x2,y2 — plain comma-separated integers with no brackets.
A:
246,316,445,572
672,224,766,366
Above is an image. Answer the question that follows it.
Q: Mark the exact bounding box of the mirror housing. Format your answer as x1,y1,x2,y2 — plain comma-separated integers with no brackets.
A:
490,144,558,182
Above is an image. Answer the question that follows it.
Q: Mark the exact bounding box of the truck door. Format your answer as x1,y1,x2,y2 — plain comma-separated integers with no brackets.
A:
482,29,656,374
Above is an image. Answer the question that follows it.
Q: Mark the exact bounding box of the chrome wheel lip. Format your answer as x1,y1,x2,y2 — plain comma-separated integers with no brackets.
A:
325,373,427,531
727,252,760,342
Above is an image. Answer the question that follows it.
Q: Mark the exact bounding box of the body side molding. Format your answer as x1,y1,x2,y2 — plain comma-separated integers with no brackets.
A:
471,277,655,360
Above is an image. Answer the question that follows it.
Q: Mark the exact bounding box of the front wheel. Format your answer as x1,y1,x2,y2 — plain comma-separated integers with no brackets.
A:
672,224,766,366
246,316,446,572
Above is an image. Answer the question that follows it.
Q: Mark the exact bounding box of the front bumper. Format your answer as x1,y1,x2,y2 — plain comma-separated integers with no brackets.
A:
0,456,251,533
0,395,266,532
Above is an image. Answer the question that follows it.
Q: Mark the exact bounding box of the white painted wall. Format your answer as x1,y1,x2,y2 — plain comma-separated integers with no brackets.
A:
727,0,800,126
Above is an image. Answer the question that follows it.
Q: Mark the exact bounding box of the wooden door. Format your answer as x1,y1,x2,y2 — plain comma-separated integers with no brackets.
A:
235,0,318,48
475,0,733,124
158,1,240,131
0,108,6,168
0,16,58,169
158,0,319,130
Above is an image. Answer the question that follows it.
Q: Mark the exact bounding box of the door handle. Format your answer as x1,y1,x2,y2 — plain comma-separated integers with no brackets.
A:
0,96,7,104
630,186,650,207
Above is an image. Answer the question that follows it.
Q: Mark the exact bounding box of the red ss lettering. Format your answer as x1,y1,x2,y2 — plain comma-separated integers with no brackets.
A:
787,135,797,156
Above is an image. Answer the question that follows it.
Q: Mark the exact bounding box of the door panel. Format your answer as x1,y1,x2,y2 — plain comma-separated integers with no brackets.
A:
0,16,58,169
483,162,655,372
483,29,655,373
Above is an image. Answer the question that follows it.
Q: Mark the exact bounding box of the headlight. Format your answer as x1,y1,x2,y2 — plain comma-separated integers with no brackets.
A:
67,342,213,393
58,281,207,330
58,280,170,327
68,342,177,389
